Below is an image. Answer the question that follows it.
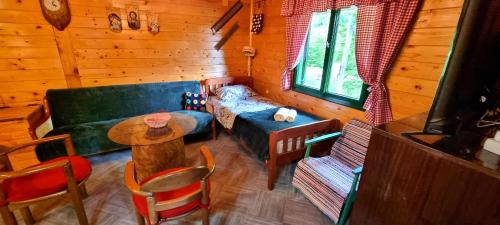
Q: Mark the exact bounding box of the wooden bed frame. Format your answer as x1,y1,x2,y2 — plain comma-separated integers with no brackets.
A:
202,76,341,190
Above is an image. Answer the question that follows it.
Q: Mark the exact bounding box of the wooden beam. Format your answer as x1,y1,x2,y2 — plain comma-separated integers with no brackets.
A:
53,28,82,88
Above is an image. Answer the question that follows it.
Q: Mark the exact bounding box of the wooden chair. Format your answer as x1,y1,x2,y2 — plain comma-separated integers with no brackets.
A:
292,119,372,225
125,145,215,225
0,134,91,225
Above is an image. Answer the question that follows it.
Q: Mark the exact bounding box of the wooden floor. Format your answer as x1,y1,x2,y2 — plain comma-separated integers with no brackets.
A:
3,133,333,225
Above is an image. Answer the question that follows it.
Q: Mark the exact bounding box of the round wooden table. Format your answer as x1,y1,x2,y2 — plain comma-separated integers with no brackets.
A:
108,112,197,182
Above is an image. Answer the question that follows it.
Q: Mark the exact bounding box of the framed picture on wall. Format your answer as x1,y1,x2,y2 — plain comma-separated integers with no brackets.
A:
127,5,141,30
107,7,122,33
148,13,159,34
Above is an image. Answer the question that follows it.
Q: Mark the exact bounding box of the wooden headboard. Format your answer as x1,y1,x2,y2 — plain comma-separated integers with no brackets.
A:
202,76,253,96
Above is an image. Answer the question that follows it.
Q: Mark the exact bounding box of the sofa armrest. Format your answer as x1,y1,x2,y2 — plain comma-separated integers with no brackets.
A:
352,166,363,175
27,104,51,139
304,132,342,158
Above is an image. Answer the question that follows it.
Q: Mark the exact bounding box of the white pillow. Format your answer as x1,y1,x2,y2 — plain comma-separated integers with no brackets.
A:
215,85,257,101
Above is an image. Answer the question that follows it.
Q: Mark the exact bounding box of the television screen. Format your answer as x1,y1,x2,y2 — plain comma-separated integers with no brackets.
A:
424,0,499,135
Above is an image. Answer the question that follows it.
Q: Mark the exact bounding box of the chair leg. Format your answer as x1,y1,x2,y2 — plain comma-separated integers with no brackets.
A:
267,161,277,190
201,207,210,225
0,206,17,225
20,207,34,225
80,184,89,199
135,210,145,225
337,195,356,225
70,190,89,225
211,119,217,140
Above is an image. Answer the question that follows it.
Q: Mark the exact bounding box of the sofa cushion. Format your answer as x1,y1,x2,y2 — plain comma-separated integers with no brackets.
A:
1,156,91,206
174,110,213,134
184,92,208,112
35,118,129,161
47,81,202,128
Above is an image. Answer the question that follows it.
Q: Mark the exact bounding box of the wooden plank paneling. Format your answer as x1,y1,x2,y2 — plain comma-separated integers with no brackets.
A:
53,28,82,87
73,49,230,59
251,0,464,123
0,1,66,108
68,0,249,89
0,0,249,106
0,47,60,58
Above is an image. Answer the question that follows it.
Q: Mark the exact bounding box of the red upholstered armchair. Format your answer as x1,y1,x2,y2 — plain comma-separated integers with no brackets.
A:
125,145,215,225
0,134,91,225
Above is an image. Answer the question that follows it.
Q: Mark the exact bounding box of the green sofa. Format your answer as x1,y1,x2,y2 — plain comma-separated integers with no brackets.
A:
35,81,213,161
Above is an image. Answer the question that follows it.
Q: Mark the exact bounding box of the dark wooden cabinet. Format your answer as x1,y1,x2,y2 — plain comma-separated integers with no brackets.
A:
350,114,500,225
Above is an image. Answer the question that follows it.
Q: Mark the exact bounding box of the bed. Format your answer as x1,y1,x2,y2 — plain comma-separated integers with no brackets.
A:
203,77,340,190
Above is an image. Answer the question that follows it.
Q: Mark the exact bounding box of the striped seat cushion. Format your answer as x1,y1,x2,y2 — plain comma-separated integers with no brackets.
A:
293,156,354,223
331,119,372,168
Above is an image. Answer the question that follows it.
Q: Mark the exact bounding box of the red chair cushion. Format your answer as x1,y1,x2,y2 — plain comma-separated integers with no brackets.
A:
1,156,91,206
132,168,210,224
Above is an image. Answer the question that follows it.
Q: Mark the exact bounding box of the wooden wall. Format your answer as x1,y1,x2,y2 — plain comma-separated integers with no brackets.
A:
0,1,67,107
252,0,464,123
0,0,465,122
0,0,249,107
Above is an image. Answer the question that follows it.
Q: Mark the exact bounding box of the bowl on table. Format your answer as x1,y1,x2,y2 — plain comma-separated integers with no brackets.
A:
144,113,171,128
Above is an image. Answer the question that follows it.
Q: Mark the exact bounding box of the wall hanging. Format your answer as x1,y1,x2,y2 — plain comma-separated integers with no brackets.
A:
211,0,243,33
107,7,122,33
39,0,71,30
214,23,239,50
242,46,256,57
148,13,160,34
127,5,141,30
251,0,264,34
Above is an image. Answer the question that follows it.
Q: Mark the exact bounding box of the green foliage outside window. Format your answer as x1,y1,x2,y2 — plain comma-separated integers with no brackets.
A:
294,7,368,110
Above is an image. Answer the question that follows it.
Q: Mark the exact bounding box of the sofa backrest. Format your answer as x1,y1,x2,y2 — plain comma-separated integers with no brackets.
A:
331,119,372,168
46,81,201,128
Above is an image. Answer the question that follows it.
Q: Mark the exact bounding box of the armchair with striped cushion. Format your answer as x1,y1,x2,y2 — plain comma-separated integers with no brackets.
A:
292,119,372,225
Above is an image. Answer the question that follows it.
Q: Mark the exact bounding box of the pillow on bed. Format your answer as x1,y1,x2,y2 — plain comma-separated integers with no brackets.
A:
185,92,208,111
215,85,257,101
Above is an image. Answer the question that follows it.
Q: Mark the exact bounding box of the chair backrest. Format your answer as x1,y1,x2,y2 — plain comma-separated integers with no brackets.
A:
128,146,215,224
331,119,372,168
141,167,210,193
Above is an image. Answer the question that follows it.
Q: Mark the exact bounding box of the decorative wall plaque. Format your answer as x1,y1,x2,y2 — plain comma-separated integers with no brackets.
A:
39,0,71,30
107,7,122,33
148,13,160,34
127,5,141,30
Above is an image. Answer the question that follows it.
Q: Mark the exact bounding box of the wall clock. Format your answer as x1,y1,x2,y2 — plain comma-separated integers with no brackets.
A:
39,0,71,31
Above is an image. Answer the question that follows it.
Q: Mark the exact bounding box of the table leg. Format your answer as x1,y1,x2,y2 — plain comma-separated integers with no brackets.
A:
131,137,186,182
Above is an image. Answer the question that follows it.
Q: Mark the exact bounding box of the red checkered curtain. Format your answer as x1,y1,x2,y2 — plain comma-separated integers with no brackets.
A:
280,0,355,90
356,0,420,125
281,0,420,125
280,13,311,90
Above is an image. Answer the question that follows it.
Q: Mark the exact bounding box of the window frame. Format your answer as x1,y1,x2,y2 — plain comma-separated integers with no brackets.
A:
293,9,369,111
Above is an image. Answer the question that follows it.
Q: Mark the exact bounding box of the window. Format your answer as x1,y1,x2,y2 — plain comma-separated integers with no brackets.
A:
294,6,368,110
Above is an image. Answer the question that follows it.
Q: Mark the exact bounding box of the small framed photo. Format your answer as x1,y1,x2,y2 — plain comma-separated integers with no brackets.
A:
107,7,122,33
127,5,141,30
148,13,160,34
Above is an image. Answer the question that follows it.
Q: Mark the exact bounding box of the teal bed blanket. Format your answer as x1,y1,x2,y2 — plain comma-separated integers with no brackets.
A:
232,107,322,161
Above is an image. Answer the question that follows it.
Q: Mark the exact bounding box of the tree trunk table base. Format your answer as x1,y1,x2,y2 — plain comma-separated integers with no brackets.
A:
131,137,186,182
108,113,197,182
